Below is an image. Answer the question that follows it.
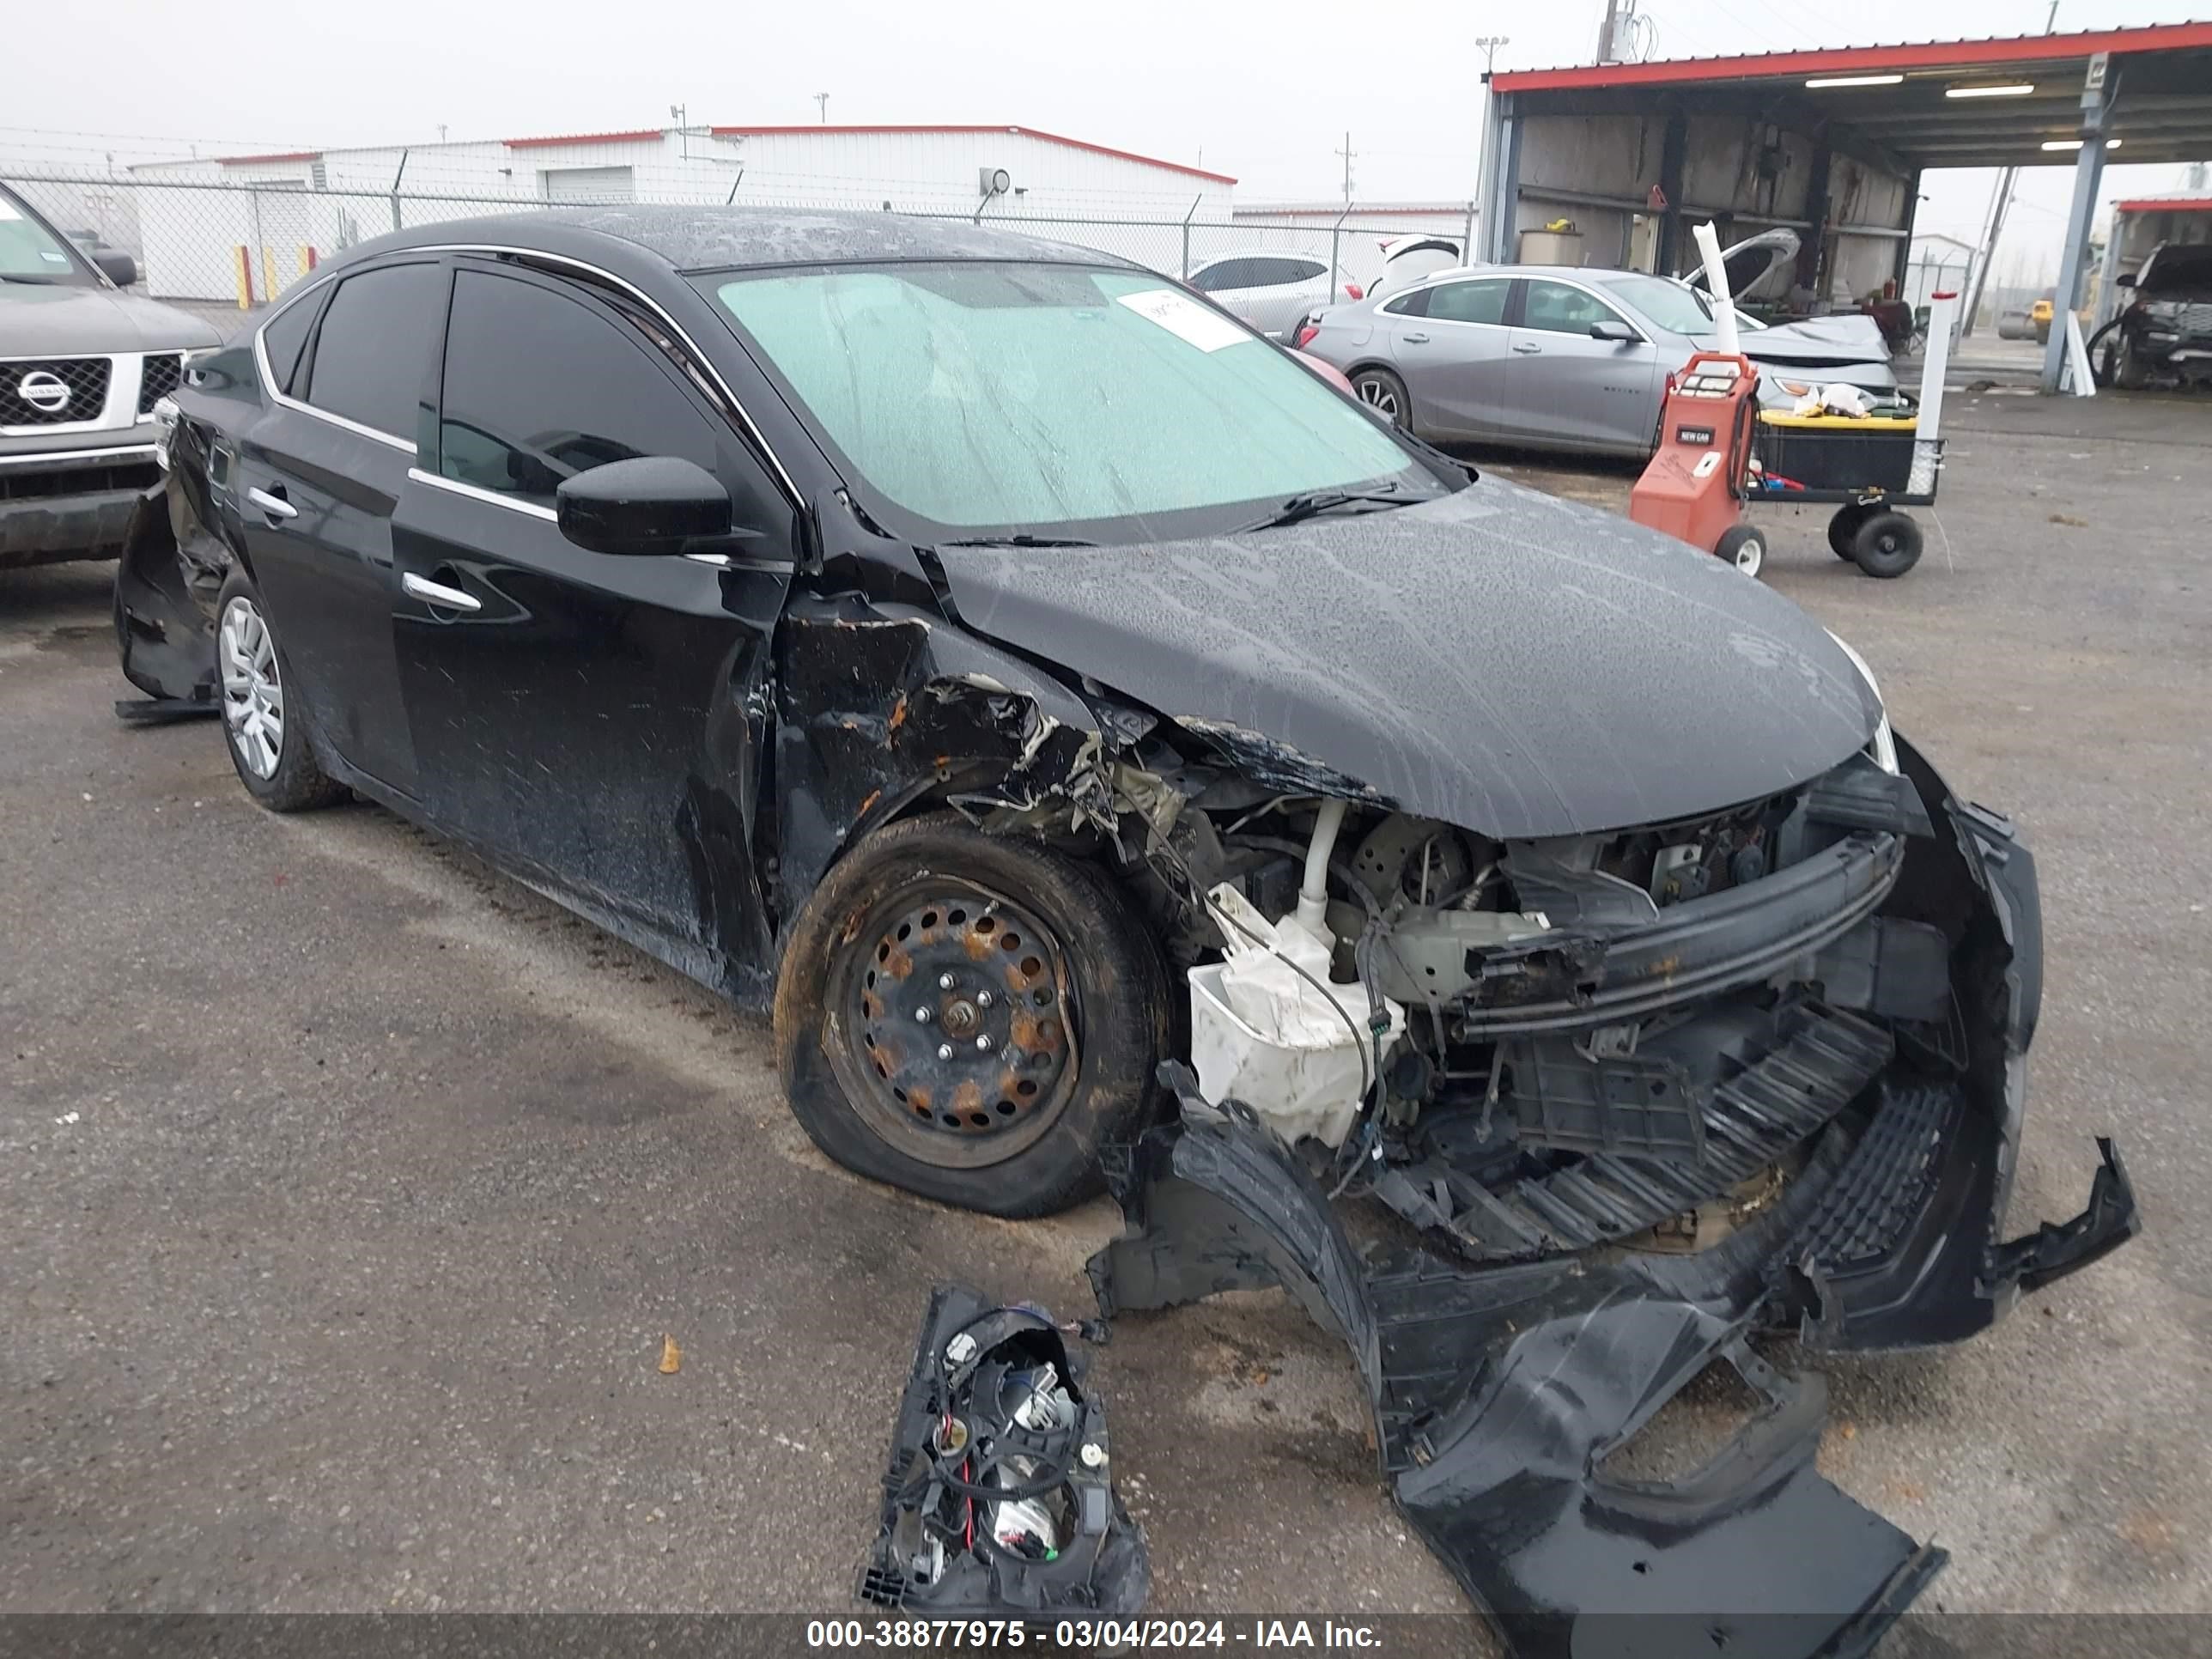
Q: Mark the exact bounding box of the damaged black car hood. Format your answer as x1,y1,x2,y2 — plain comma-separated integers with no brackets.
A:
938,479,1882,839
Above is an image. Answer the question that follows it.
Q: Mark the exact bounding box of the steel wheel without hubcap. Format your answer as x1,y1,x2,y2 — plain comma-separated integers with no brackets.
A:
830,884,1081,1169
220,594,284,779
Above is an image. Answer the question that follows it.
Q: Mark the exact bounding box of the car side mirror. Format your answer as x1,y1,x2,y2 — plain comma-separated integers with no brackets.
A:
2116,272,2137,289
556,456,732,556
94,249,137,287
1589,319,1638,343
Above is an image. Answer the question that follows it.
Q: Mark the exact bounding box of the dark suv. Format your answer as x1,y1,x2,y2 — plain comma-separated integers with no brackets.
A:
2112,240,2212,390
2,181,222,568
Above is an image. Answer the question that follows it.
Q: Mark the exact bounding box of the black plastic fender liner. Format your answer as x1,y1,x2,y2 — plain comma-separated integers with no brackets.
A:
1089,1096,1942,1659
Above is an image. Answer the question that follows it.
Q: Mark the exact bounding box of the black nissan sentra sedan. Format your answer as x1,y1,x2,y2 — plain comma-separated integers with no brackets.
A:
115,208,2136,1647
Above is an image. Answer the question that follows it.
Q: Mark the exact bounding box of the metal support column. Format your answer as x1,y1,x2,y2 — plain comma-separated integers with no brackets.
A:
1655,106,1687,276
1476,91,1513,263
1799,141,1832,299
1891,169,1922,295
2043,52,2117,392
1486,100,1524,264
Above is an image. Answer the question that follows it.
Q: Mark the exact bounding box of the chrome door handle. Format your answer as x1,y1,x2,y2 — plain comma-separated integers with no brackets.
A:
401,571,481,613
1401,331,1431,343
1511,342,1544,355
246,485,296,520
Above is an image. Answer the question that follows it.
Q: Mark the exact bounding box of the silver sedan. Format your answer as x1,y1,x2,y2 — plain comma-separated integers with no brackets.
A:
1300,265,1899,458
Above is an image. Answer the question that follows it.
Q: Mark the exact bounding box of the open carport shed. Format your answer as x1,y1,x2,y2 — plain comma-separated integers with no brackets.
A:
1479,22,2212,391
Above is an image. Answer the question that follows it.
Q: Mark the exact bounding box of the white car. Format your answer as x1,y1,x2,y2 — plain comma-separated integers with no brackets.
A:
1186,252,1364,342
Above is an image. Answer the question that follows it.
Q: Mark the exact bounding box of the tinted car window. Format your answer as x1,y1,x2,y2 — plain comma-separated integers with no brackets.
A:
437,268,718,504
1521,280,1622,335
302,262,446,438
1191,258,1255,293
1427,280,1510,326
258,289,322,394
1243,258,1320,288
1382,288,1432,318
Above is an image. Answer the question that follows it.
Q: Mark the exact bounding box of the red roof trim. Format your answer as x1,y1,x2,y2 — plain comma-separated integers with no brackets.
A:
1237,204,1474,217
1491,21,2212,92
216,151,321,166
708,123,1235,184
505,128,666,149
2115,197,2212,214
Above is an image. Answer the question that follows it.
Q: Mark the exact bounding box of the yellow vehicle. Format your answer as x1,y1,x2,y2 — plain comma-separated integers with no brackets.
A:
2032,296,2054,341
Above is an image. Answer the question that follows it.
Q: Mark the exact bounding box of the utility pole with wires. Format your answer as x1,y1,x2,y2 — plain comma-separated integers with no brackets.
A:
671,104,688,160
814,93,830,124
1959,0,2061,336
1336,131,1355,208
1596,0,1621,64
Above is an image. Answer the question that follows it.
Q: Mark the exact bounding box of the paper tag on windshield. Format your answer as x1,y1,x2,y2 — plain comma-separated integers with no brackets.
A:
1116,288,1249,352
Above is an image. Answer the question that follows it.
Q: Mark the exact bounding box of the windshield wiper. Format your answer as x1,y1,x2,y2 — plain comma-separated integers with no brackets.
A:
1,275,59,286
937,533,1099,549
1233,487,1417,533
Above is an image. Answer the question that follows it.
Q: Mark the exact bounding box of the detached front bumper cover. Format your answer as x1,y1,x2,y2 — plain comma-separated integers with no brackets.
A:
1087,742,2137,1659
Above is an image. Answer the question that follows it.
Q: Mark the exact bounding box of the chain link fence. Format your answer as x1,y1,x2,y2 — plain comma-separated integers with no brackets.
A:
4,163,1460,316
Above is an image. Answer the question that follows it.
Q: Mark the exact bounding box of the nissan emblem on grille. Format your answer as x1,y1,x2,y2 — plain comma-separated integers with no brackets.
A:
16,372,70,414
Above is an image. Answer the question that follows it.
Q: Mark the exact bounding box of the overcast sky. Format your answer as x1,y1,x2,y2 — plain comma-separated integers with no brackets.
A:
10,0,2207,283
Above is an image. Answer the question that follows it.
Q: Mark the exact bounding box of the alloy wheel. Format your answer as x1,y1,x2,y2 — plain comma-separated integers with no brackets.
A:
220,595,284,780
1357,378,1401,421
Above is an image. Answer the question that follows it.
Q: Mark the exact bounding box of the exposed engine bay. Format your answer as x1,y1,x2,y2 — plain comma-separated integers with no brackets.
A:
998,720,1957,1278
978,720,2136,1655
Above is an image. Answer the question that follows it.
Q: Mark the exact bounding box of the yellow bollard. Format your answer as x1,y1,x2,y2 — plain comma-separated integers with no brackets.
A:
234,246,254,308
261,246,278,304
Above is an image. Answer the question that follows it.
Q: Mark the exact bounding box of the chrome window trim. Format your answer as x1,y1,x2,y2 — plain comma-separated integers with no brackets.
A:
406,243,804,508
407,465,558,520
0,442,159,467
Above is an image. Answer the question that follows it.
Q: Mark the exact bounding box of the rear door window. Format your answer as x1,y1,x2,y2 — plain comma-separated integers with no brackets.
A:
434,268,721,505
1426,279,1511,326
301,262,447,439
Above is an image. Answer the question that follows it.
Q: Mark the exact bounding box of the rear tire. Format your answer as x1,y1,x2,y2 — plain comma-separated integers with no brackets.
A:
215,569,346,812
1850,510,1923,580
773,812,1172,1218
2114,340,2151,391
1827,505,1869,560
1351,366,1411,430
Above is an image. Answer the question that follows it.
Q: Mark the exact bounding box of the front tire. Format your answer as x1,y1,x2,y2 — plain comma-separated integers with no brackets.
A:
773,812,1171,1218
1716,523,1765,579
215,570,346,811
1351,366,1411,429
1850,510,1923,580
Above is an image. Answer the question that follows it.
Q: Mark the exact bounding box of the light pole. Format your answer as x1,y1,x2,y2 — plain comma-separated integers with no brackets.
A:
815,93,830,124
1474,35,1510,264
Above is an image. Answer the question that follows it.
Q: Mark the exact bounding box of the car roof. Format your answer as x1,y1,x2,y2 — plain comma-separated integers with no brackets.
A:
313,204,1139,280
